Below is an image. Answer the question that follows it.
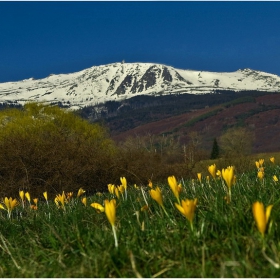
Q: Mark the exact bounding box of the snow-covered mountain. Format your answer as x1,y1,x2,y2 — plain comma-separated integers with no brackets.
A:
1,62,280,110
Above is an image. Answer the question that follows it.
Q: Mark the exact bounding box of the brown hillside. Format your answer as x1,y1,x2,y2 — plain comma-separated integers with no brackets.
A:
112,94,280,153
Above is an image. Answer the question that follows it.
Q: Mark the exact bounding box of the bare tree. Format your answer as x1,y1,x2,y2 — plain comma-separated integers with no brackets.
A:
219,127,254,157
183,131,202,168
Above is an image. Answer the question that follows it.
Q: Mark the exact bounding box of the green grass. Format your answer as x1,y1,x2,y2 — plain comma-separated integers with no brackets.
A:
0,162,280,277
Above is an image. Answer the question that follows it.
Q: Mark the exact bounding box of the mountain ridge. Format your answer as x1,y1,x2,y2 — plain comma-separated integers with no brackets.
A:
1,62,280,109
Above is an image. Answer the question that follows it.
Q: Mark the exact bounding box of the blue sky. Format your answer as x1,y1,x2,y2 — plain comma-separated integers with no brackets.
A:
1,1,280,83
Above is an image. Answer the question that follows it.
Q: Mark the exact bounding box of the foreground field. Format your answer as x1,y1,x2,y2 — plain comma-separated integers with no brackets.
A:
0,159,280,277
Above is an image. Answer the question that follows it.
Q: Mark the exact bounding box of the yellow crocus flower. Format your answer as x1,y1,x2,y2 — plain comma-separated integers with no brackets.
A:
43,191,48,201
120,177,127,190
222,166,235,203
43,191,49,207
55,192,66,210
148,179,153,188
104,199,117,227
77,188,86,198
25,192,31,204
31,198,38,210
149,187,163,207
222,166,235,189
4,197,18,211
175,198,198,229
19,190,25,201
108,184,115,194
104,199,118,247
258,171,265,180
90,202,105,212
66,192,73,201
117,185,125,194
19,190,25,208
178,183,183,194
120,177,128,200
81,197,87,206
208,164,217,179
54,197,59,207
33,198,38,206
270,157,275,164
115,187,120,199
252,201,273,237
1,197,18,218
216,170,222,178
273,175,278,182
168,176,180,203
255,161,260,169
197,173,202,183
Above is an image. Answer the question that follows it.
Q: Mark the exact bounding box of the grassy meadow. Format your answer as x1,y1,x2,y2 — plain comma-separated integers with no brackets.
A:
0,157,280,277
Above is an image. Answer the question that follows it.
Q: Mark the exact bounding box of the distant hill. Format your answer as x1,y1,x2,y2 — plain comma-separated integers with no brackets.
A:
94,91,280,154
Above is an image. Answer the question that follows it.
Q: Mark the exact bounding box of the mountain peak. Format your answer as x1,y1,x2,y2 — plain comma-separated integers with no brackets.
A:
0,62,280,109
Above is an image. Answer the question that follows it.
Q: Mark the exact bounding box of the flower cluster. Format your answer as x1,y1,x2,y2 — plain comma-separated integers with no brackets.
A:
0,157,277,247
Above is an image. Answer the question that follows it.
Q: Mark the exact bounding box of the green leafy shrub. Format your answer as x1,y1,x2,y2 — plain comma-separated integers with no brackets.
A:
0,103,117,198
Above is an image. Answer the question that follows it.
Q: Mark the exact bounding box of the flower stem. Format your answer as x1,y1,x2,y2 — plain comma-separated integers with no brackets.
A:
228,187,232,203
162,206,176,225
190,221,194,232
140,187,149,206
112,225,118,248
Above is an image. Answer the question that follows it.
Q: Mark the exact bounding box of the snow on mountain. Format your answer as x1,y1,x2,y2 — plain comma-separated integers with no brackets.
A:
1,62,280,110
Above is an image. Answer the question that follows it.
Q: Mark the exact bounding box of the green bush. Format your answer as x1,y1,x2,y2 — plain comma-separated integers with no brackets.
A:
0,103,117,198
